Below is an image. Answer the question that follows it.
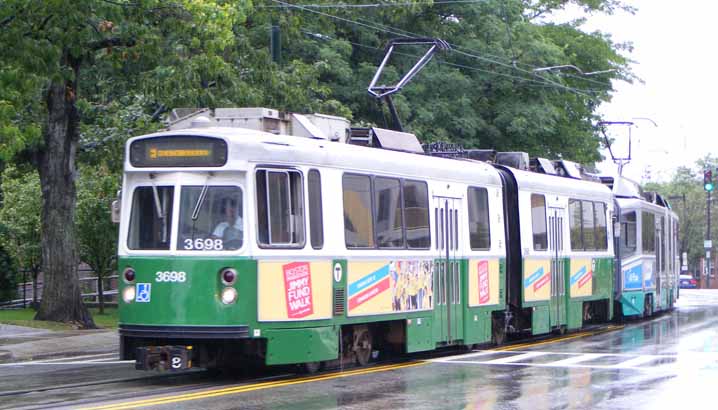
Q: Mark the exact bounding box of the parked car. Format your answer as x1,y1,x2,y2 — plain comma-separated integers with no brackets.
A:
680,274,698,289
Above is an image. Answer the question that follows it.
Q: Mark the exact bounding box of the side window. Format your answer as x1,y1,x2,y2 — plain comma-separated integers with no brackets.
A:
403,180,430,249
467,187,491,250
308,169,323,249
531,194,548,251
642,212,655,253
594,202,607,251
569,199,583,250
343,174,374,248
374,177,404,248
621,211,637,256
256,169,305,247
582,201,595,250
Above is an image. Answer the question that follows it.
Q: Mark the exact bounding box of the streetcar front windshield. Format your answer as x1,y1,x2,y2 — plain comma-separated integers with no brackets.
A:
128,186,175,250
177,186,244,251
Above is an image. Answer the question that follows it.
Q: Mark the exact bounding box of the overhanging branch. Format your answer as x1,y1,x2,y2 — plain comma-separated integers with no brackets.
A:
87,37,136,51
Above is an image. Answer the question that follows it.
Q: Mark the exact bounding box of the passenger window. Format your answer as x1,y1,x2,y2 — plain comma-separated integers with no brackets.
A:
594,202,607,251
308,169,323,249
403,180,430,249
467,187,491,250
256,169,305,247
642,212,655,253
621,211,637,256
343,174,374,248
374,177,404,248
569,199,583,250
582,201,595,250
531,194,548,251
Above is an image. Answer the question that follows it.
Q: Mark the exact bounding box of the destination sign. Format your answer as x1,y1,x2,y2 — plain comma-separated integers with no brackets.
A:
130,136,228,167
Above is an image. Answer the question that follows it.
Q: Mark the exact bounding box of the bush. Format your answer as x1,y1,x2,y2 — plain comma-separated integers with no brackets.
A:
0,243,17,302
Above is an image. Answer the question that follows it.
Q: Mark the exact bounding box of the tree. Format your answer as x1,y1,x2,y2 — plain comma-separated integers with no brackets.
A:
0,239,17,303
0,166,42,306
265,0,632,163
76,166,119,315
0,1,247,327
644,164,710,273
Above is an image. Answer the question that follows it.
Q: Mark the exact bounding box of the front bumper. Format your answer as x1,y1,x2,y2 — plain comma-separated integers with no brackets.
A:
119,324,250,339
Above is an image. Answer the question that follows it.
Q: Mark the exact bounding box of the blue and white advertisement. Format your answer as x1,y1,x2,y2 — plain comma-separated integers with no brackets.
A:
643,261,655,289
623,265,642,290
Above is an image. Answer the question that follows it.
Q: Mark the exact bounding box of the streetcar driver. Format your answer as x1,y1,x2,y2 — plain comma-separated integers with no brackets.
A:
210,198,243,249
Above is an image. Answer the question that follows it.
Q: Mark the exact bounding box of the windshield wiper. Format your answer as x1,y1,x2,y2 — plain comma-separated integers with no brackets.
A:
191,173,212,221
150,176,165,220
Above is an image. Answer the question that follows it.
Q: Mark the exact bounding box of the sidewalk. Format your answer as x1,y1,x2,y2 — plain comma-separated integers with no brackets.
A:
0,324,118,363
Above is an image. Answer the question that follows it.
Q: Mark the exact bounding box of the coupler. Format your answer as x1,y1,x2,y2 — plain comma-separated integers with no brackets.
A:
135,345,194,371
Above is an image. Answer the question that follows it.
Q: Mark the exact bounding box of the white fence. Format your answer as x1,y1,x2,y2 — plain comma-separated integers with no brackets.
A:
2,269,118,308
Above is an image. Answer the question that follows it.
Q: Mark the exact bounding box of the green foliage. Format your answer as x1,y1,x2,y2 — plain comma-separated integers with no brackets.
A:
76,165,120,279
262,0,631,164
0,166,41,274
0,241,17,302
643,160,717,272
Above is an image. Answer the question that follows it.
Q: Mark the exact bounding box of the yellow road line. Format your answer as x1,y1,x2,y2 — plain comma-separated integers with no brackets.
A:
79,361,426,410
494,325,625,351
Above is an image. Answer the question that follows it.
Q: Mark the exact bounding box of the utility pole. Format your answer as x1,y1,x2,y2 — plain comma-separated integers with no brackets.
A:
704,169,714,288
708,190,712,288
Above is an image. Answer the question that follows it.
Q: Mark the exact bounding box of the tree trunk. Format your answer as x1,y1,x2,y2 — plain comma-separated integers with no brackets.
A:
34,53,95,328
97,274,105,315
31,268,38,309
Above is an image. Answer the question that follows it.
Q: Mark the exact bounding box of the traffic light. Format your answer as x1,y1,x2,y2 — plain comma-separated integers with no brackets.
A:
705,169,714,191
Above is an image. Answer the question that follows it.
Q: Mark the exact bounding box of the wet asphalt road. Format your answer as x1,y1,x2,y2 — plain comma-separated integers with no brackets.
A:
3,289,718,410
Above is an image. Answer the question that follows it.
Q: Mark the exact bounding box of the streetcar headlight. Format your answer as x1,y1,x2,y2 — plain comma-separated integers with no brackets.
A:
220,268,237,286
220,287,238,304
123,267,136,283
122,286,136,303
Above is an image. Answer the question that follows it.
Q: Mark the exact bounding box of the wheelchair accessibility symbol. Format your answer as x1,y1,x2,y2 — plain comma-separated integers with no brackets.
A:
136,283,151,303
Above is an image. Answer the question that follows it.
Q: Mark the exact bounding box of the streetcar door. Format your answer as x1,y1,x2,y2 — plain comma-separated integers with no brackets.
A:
655,215,664,309
433,196,463,344
548,207,566,328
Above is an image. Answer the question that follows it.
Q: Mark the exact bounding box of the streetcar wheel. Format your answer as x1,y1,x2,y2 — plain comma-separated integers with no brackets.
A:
491,315,506,346
353,328,373,366
301,361,322,374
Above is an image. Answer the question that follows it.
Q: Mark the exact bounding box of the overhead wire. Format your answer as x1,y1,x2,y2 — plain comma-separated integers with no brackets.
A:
270,0,615,89
270,0,607,96
299,29,597,93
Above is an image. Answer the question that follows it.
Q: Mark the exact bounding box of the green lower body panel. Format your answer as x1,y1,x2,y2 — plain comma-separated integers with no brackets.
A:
265,326,338,365
532,305,550,335
567,301,583,330
462,308,493,346
620,291,645,317
407,317,434,353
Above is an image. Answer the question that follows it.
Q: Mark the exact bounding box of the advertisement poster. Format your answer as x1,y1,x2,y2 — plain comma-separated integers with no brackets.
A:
257,261,331,322
468,259,500,307
569,258,593,298
347,260,433,316
622,264,643,290
523,259,551,302
478,261,490,304
283,262,314,319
